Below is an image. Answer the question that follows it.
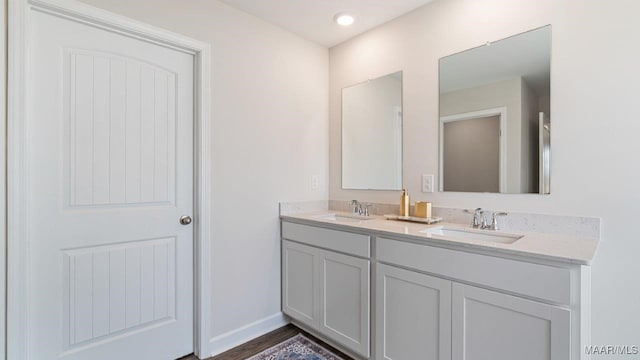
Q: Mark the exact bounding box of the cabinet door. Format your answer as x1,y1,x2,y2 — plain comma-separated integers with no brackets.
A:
376,264,452,360
319,250,370,358
452,283,570,360
282,240,320,329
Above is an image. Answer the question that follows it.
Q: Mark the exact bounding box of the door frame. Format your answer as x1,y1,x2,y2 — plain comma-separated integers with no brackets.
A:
439,107,508,193
0,0,7,357
6,0,212,358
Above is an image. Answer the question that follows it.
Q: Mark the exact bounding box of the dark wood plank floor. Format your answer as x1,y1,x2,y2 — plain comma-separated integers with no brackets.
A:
177,324,353,360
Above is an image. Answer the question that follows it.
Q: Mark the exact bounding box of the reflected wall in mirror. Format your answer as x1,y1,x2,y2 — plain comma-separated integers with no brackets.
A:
439,25,551,194
342,71,403,190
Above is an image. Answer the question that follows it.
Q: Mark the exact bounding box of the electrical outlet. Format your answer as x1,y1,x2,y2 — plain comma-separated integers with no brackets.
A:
422,174,434,193
311,175,319,190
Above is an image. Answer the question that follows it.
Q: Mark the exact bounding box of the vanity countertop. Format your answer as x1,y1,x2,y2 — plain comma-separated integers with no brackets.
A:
281,211,599,265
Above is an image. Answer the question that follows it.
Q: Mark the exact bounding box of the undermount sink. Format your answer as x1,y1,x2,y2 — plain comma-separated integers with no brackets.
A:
420,226,523,244
315,213,372,222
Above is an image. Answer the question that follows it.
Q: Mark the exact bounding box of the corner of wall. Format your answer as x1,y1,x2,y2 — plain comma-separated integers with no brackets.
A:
204,312,288,358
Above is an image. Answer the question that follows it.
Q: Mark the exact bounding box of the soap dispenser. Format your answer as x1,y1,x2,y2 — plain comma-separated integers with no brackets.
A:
400,189,410,217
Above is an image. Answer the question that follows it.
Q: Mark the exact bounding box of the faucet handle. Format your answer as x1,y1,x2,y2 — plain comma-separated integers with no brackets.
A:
468,208,482,228
491,212,508,230
363,204,373,217
351,200,361,214
464,207,482,214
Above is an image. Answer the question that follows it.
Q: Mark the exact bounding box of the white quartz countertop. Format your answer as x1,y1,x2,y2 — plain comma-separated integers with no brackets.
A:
281,211,599,265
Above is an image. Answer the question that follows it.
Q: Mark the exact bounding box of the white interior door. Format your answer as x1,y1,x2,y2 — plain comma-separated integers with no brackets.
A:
24,7,194,360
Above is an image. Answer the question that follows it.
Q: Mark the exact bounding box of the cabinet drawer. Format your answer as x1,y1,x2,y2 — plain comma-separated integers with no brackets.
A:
282,222,370,258
377,237,571,305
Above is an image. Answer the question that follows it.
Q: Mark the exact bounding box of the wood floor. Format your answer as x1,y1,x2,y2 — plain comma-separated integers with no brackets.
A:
177,324,353,360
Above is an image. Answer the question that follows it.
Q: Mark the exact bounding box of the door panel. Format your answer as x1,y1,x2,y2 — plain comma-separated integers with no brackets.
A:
282,240,320,328
27,8,194,360
320,251,370,358
376,263,451,360
452,283,571,360
62,238,176,346
65,50,177,206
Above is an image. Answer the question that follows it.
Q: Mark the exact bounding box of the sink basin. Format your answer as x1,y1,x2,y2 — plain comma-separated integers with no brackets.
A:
420,226,523,244
314,213,372,222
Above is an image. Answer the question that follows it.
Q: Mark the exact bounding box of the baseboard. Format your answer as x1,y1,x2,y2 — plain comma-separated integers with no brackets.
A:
205,312,289,357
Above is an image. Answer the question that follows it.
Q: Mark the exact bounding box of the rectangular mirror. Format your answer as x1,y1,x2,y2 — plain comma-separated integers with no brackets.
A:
439,25,551,194
342,71,403,190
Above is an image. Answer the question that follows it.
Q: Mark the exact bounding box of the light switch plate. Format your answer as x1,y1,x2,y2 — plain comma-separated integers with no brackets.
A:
311,175,319,190
422,174,434,193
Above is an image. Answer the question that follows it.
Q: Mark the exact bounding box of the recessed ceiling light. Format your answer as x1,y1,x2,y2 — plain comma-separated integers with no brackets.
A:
334,13,355,26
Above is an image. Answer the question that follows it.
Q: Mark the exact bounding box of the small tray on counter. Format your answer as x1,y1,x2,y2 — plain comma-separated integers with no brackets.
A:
384,214,443,224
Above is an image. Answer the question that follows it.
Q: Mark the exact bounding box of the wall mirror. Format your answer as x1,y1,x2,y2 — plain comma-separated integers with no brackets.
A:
342,71,403,190
439,25,551,194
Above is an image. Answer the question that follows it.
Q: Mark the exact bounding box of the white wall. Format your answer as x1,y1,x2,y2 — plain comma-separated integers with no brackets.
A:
76,0,329,355
330,0,640,349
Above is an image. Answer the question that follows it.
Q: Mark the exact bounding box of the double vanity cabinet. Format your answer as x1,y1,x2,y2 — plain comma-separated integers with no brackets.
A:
280,213,596,360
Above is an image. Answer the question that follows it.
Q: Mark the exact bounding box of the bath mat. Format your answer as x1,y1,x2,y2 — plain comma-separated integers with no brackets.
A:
245,333,345,360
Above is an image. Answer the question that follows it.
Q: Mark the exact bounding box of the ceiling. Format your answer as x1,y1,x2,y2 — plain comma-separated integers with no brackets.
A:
219,0,434,47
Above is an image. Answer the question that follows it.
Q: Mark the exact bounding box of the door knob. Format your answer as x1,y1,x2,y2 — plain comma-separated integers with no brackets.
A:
180,215,192,225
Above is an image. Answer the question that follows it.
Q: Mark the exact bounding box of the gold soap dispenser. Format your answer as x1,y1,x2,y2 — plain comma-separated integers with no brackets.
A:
400,189,410,216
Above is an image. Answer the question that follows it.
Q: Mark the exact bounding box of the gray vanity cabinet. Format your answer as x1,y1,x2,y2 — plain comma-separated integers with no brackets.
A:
375,263,451,360
281,222,371,358
376,236,576,360
282,219,589,360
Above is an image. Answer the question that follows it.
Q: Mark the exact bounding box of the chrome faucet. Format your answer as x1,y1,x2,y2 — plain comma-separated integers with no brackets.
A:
469,208,508,230
351,200,371,216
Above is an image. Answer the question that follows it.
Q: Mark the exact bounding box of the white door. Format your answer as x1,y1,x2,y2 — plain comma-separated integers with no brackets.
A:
25,7,194,360
376,263,451,360
319,250,370,358
452,283,570,360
